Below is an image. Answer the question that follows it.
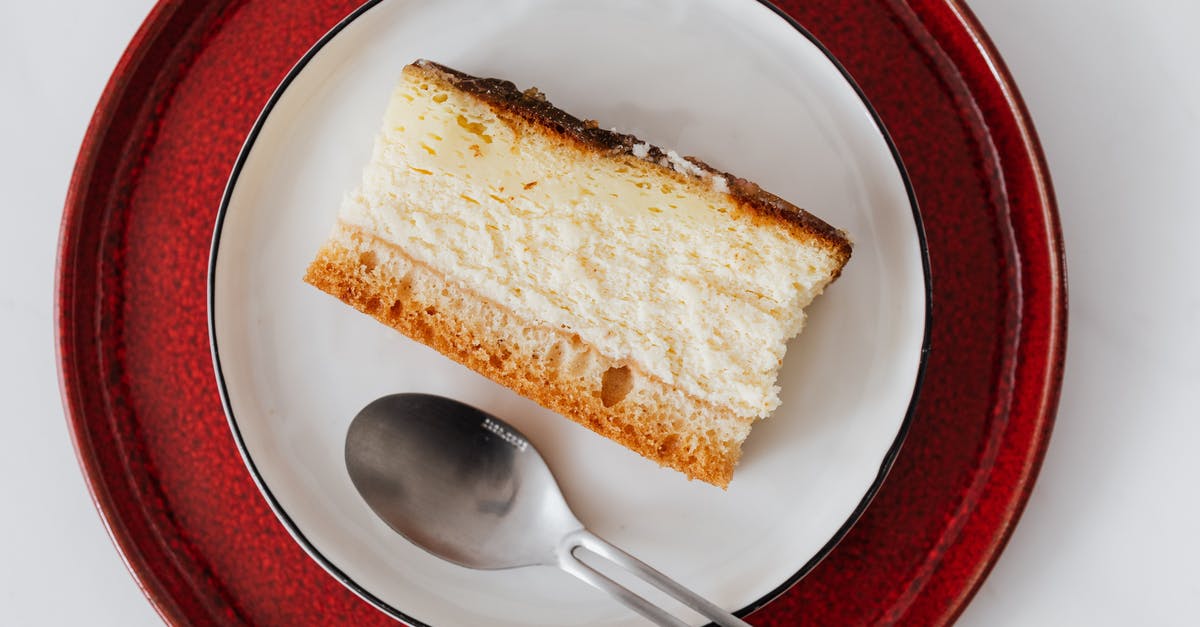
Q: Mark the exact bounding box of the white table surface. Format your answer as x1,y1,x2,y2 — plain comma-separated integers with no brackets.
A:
2,0,1196,625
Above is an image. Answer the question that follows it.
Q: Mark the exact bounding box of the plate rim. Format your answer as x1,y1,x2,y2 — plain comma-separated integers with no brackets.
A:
925,2,1067,621
205,0,932,624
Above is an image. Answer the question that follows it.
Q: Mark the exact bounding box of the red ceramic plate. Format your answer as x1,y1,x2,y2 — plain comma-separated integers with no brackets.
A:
57,0,1064,625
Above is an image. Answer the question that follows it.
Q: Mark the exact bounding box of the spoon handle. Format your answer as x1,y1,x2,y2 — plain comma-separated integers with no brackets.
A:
556,529,752,627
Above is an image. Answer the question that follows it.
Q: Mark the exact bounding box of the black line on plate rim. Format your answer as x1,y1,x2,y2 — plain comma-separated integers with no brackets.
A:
206,0,933,624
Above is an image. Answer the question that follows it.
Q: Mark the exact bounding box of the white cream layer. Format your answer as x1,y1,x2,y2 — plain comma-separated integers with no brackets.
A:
338,67,837,417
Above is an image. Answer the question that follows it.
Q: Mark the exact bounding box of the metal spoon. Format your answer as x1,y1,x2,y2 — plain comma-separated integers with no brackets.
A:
345,393,750,627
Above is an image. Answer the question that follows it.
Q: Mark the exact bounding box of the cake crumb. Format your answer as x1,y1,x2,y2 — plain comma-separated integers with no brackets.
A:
666,150,705,178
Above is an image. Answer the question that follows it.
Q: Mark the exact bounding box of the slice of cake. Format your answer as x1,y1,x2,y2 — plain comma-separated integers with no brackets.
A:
305,60,851,487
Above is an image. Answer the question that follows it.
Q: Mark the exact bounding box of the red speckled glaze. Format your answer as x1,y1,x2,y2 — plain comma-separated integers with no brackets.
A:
57,0,1065,625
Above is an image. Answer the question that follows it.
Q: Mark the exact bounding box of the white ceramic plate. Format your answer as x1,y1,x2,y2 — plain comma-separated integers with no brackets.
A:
210,0,928,625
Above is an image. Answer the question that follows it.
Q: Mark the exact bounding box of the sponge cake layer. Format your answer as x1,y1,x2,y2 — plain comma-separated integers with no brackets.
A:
306,223,756,486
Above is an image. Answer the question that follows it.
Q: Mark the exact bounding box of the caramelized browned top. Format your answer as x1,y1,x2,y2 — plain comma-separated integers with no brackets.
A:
414,59,852,264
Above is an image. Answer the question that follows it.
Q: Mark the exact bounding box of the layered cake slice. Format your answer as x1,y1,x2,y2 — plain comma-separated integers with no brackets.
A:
305,60,851,487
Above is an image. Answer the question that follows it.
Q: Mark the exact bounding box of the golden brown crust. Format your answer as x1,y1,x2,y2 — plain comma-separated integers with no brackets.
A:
304,227,748,487
410,59,852,269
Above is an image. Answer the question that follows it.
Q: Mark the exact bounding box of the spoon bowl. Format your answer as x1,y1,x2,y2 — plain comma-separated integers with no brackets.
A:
345,393,750,627
346,393,581,569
